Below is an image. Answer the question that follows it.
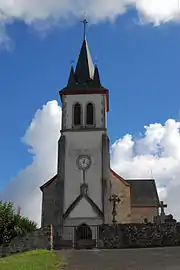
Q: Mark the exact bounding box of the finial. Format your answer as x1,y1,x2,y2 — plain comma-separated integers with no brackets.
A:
81,14,88,40
94,57,98,66
70,60,74,67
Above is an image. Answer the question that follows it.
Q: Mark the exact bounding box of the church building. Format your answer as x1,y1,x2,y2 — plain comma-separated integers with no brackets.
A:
40,22,160,240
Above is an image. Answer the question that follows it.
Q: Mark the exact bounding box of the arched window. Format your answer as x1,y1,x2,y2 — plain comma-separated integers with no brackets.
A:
73,103,81,126
86,103,94,126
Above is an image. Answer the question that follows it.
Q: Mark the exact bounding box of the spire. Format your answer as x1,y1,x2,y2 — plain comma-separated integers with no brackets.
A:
75,18,95,86
63,17,104,91
67,65,76,87
93,65,101,86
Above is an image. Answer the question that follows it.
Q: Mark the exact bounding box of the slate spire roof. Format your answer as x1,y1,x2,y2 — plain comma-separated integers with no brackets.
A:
65,20,104,90
75,37,95,85
67,65,76,87
94,65,101,85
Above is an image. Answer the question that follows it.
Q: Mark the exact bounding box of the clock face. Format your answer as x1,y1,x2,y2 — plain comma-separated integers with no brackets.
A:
77,155,91,170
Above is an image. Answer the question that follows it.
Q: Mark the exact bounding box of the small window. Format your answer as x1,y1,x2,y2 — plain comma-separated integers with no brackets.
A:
86,103,94,126
73,103,81,126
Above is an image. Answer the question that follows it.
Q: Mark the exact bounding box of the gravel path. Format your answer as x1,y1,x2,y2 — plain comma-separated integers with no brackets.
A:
55,246,180,270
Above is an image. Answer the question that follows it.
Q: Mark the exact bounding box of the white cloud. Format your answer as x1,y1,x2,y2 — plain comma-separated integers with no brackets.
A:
1,100,180,226
0,24,13,51
0,0,180,45
0,101,61,227
111,119,180,220
0,0,180,25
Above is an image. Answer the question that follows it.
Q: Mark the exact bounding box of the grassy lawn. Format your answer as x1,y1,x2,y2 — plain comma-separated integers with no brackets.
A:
0,249,63,270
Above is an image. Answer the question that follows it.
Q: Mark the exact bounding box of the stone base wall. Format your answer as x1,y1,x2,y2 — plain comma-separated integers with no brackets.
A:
98,223,180,249
0,225,53,258
3,223,179,253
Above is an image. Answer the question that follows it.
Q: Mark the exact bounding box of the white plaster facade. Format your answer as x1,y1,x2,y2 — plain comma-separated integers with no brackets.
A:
69,198,98,218
64,130,104,213
63,93,107,222
62,93,106,130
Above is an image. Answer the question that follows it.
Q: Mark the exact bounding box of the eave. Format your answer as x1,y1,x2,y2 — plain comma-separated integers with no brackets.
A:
40,174,57,191
110,169,130,187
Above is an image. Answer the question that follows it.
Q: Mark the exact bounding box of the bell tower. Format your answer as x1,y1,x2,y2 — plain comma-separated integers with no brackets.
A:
57,20,112,234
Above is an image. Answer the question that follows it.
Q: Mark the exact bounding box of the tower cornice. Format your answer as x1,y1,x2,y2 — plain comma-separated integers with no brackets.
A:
59,88,109,112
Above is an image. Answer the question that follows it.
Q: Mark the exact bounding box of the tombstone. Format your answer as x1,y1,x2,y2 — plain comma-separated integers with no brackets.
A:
165,214,177,224
144,218,148,224
153,201,168,224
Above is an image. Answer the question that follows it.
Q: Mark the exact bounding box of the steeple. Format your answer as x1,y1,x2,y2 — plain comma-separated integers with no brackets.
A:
64,18,104,90
75,19,95,86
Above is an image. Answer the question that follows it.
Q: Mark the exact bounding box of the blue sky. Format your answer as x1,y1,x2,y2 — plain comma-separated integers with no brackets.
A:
1,11,180,187
1,2,180,223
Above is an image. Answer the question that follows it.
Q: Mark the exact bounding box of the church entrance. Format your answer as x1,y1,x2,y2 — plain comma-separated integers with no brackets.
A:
76,224,92,240
75,224,96,249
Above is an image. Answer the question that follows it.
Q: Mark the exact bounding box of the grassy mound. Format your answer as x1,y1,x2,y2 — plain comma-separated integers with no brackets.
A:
0,249,61,270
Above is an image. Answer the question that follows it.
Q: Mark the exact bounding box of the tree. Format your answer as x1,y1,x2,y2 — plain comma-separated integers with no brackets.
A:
0,200,37,245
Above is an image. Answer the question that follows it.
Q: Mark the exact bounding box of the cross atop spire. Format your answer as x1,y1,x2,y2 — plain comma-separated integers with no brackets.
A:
81,16,88,40
65,17,104,89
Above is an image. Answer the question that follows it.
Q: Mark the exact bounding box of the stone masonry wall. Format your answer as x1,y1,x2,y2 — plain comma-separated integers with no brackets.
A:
0,225,53,258
98,223,180,249
111,174,131,223
131,207,159,223
41,178,58,227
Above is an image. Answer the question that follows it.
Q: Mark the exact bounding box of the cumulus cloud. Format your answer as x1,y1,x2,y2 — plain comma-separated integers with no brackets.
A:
0,0,180,25
0,24,13,51
0,0,180,46
111,119,180,220
0,101,61,227
1,100,180,226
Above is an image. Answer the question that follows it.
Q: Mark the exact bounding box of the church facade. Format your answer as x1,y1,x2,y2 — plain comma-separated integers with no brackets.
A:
40,26,160,240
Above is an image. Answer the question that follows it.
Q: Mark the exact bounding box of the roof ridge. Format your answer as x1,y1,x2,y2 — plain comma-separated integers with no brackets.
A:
110,168,130,186
126,179,155,181
40,174,57,191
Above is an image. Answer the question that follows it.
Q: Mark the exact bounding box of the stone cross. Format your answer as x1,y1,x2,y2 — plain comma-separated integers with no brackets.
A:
159,201,167,216
109,194,121,224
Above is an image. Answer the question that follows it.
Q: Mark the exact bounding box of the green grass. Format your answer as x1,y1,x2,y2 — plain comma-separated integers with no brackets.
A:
0,249,63,270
